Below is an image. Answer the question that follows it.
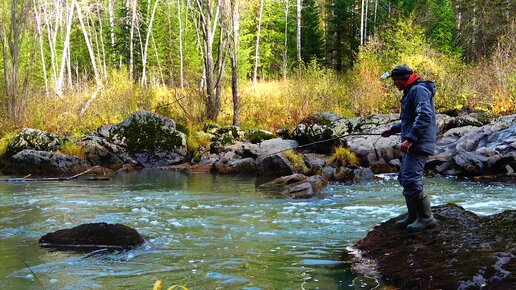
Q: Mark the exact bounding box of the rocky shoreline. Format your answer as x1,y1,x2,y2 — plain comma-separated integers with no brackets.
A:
2,110,514,186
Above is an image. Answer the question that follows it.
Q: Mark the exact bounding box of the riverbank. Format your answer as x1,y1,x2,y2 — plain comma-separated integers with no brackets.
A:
1,110,514,185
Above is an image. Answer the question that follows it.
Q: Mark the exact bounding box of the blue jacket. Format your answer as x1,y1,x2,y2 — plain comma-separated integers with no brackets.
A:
391,80,437,156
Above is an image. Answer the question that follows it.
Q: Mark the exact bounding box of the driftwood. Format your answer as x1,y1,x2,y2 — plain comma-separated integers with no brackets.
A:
0,166,111,182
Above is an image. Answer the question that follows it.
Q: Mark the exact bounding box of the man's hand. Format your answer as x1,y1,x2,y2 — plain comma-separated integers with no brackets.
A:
400,140,413,153
381,129,393,137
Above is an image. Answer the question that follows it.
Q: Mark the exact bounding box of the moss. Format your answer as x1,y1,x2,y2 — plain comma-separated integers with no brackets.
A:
112,117,184,153
283,150,309,174
328,146,360,167
246,129,275,144
175,122,189,135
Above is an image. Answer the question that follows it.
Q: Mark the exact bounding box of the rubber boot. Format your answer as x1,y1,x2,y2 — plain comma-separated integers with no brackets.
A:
395,195,416,229
407,196,437,231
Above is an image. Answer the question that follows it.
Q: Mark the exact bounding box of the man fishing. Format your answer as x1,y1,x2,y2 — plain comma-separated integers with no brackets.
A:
380,64,438,231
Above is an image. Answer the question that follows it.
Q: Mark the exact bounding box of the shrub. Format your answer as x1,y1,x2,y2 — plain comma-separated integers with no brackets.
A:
283,150,309,174
56,140,86,160
327,146,359,167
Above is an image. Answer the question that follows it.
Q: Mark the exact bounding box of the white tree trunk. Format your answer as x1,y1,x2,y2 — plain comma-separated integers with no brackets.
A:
129,0,137,81
56,0,75,97
178,0,184,89
296,0,301,64
283,0,289,79
141,0,161,86
360,0,365,45
253,0,264,90
33,0,49,96
76,0,100,86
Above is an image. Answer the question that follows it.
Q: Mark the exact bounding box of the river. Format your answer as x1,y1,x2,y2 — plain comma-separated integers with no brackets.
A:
0,170,514,289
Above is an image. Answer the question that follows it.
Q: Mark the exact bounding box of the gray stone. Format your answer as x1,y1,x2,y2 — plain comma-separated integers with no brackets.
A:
8,149,90,175
5,128,68,158
256,153,295,176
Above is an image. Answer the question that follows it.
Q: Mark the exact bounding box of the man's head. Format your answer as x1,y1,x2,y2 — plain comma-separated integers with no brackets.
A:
381,64,414,90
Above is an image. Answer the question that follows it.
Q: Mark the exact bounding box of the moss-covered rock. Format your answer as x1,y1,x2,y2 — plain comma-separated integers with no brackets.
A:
5,128,68,158
245,129,275,144
96,110,187,166
108,110,186,154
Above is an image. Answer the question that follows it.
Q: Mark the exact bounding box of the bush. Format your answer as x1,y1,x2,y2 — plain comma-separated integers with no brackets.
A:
328,146,359,167
283,150,309,174
55,140,86,160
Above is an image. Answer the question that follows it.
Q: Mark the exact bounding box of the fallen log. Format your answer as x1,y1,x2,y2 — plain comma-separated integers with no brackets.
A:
0,166,111,182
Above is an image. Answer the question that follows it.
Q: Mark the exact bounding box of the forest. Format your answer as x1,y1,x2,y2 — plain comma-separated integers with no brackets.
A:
0,0,514,142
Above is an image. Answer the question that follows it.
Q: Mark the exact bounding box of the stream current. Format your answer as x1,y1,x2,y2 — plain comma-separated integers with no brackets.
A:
0,170,514,289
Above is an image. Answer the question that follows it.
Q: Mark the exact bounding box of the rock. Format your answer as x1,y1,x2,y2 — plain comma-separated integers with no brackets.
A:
301,112,344,126
260,173,308,187
5,128,68,158
39,223,144,251
80,135,138,170
232,138,298,158
331,166,375,183
352,203,515,290
290,123,336,153
260,173,328,199
214,157,256,174
7,150,90,175
256,153,295,176
245,129,275,144
303,153,329,168
82,110,187,167
353,167,375,183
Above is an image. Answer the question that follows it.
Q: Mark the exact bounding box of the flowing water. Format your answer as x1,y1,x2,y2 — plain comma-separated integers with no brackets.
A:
0,170,514,290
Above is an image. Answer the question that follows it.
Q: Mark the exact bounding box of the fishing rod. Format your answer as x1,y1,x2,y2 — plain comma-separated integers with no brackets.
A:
258,132,394,159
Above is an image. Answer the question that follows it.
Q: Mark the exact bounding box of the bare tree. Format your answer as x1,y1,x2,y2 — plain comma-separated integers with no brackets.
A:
178,0,184,89
252,0,264,90
195,0,228,121
33,0,49,96
229,0,239,125
0,0,35,123
141,0,161,86
283,0,289,79
296,0,301,65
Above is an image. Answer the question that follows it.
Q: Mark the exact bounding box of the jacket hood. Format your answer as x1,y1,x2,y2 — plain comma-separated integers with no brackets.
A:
420,80,437,97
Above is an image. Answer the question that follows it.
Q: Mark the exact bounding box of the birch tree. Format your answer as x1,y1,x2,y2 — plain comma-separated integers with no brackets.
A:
296,0,301,65
195,0,228,120
0,0,35,123
141,0,161,86
252,0,264,89
229,0,239,125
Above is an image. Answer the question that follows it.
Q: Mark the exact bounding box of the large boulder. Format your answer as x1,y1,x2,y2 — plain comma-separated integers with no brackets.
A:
83,110,187,167
4,128,68,158
352,203,515,290
256,152,296,176
6,150,90,175
39,223,144,251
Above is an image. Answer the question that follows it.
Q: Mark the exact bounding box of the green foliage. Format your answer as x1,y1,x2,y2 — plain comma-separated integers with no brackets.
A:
327,146,359,167
283,150,309,174
301,0,325,64
0,132,16,158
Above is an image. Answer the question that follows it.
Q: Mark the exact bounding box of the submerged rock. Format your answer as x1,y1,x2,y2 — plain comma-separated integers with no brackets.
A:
39,223,144,251
352,203,515,290
260,173,328,199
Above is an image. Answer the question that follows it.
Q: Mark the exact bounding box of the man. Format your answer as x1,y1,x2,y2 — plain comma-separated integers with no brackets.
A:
381,64,437,231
